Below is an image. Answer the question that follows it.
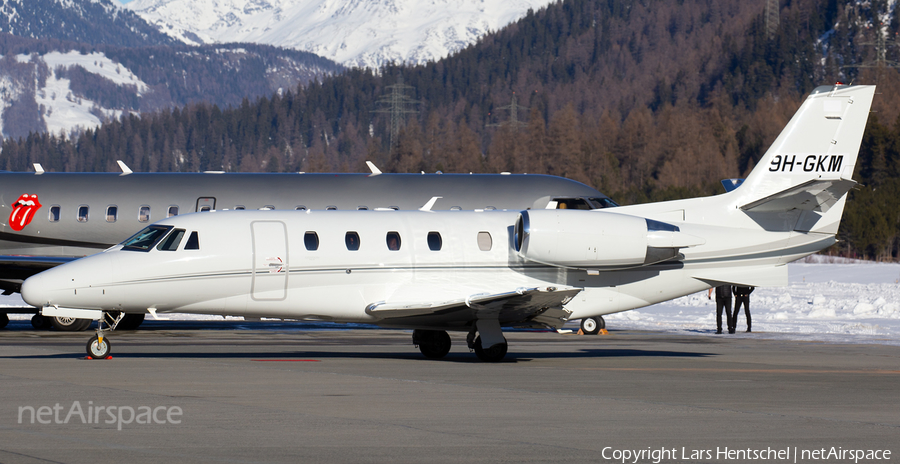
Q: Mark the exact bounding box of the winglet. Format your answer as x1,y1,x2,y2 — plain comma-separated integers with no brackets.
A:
366,161,382,176
419,196,442,211
33,163,44,175
117,160,133,175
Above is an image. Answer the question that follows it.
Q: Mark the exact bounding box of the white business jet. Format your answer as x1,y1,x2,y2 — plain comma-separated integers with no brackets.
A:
21,84,875,361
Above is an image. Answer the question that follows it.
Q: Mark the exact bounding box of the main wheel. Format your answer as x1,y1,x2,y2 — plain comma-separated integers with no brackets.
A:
51,316,92,331
31,315,51,330
116,313,145,331
580,316,605,335
413,329,452,359
0,313,8,329
473,336,508,362
86,335,111,359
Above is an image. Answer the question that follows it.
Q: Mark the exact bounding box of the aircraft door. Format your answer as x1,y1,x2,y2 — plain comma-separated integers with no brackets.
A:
196,197,216,212
251,221,288,301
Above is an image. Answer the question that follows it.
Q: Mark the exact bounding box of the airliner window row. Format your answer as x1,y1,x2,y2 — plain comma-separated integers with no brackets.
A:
302,231,486,252
49,205,181,224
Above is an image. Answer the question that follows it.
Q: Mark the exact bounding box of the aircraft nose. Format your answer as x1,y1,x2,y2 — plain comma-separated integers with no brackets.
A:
21,271,53,307
21,253,114,308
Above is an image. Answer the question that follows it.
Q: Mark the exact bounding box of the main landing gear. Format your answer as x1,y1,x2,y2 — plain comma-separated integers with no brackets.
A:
580,316,606,335
85,311,125,359
411,328,510,362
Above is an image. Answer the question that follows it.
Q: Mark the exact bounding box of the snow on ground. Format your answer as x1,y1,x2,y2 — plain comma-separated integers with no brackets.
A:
14,52,146,136
6,260,900,346
603,261,900,346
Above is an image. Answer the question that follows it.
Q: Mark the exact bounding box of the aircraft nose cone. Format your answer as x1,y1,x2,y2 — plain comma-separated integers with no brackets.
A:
21,272,49,307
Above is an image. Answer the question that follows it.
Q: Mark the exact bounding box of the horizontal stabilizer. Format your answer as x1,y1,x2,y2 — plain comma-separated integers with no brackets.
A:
739,178,856,213
693,264,788,288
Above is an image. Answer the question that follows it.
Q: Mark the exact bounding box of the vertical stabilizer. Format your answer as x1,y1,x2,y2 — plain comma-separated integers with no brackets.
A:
734,85,875,210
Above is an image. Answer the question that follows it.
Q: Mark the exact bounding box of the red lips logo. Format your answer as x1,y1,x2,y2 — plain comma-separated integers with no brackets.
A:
9,194,42,231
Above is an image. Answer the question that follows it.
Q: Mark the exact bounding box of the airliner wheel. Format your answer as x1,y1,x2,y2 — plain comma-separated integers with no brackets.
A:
413,329,452,359
116,313,145,331
580,316,605,335
0,313,8,329
51,316,92,331
473,336,508,362
31,315,52,330
86,335,111,359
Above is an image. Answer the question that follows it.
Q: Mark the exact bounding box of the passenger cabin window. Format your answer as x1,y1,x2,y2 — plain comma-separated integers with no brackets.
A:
185,231,200,250
235,206,246,210
49,205,60,222
295,206,306,211
138,206,151,223
122,225,172,251
168,206,179,217
386,232,401,251
477,231,492,251
427,232,442,251
106,205,117,223
450,206,462,211
260,205,274,210
304,232,319,251
484,206,496,211
345,232,360,251
326,206,338,211
77,205,89,223
357,206,368,210
157,229,185,251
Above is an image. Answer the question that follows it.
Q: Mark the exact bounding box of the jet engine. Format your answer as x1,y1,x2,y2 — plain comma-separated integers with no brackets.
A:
515,210,704,270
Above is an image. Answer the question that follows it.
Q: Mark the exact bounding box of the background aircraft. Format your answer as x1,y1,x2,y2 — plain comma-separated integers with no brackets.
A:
0,169,614,331
20,84,875,361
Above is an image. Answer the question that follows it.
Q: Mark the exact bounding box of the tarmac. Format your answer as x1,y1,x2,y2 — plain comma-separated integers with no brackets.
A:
0,319,898,463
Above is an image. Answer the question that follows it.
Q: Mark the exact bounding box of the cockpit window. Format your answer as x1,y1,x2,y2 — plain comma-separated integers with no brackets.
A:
589,197,619,208
122,225,173,252
185,231,200,250
157,229,185,251
554,198,592,210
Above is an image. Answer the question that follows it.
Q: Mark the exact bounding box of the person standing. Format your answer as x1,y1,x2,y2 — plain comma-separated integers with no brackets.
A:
707,285,734,334
732,286,755,332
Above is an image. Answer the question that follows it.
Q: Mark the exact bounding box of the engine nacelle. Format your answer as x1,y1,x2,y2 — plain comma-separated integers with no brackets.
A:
515,210,703,270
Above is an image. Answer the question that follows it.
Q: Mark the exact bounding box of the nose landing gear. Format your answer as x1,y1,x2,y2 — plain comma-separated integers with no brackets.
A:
85,311,125,359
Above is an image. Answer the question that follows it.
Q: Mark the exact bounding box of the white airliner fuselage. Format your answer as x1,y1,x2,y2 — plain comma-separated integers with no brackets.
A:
21,84,877,361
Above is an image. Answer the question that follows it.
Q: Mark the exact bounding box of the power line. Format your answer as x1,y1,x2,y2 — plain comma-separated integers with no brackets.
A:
487,94,528,131
372,75,421,149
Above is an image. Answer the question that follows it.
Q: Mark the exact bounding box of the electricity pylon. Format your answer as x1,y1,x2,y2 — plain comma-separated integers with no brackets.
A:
372,76,421,149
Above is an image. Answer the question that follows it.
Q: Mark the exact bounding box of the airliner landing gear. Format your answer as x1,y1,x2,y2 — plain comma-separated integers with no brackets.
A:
0,313,8,329
580,316,606,335
115,313,145,331
473,336,508,362
31,315,51,330
85,311,125,359
50,316,92,332
412,329,452,359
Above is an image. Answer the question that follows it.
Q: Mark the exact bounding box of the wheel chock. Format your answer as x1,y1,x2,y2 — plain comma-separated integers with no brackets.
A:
599,329,608,335
577,329,584,335
81,356,113,360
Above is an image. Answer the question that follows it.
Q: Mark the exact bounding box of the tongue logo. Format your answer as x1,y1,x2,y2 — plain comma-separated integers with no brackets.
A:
9,194,42,231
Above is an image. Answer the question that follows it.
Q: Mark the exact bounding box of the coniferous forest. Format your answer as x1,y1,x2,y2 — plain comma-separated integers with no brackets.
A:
2,0,899,260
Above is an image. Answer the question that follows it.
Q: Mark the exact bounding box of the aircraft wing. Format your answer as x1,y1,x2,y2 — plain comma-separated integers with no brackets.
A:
365,287,581,330
739,178,856,213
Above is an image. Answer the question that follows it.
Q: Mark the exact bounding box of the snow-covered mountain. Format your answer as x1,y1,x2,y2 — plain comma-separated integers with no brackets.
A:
124,0,556,68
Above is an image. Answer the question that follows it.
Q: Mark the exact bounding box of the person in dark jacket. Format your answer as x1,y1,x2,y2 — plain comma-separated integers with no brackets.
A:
732,286,755,332
707,285,734,334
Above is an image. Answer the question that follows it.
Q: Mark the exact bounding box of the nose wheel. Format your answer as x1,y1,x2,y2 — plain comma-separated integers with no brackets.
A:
86,335,111,359
84,311,125,359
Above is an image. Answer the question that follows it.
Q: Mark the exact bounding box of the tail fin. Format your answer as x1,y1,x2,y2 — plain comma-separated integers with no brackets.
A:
733,84,875,233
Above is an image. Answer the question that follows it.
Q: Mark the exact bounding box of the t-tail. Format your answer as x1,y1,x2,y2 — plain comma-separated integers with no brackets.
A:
728,84,876,235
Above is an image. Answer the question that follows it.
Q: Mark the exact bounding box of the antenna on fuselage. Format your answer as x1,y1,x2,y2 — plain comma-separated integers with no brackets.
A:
419,196,442,211
117,160,133,176
366,161,382,177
